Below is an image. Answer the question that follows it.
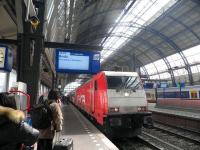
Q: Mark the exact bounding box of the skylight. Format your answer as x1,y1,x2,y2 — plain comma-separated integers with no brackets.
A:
101,0,177,63
47,0,54,24
142,44,200,81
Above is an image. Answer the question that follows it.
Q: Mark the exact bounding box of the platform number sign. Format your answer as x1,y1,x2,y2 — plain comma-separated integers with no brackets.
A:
0,45,13,72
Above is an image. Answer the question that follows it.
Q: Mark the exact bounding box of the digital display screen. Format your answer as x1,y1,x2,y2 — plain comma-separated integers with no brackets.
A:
56,49,101,74
58,51,89,70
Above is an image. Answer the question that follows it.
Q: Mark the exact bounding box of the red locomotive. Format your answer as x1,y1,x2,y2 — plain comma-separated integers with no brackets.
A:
73,71,152,137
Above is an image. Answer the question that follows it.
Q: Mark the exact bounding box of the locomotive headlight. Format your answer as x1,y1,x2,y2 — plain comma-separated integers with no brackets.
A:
137,106,147,112
109,107,120,112
124,92,130,97
137,107,142,111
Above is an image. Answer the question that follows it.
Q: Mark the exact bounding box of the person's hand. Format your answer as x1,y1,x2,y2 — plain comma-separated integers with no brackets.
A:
6,109,25,123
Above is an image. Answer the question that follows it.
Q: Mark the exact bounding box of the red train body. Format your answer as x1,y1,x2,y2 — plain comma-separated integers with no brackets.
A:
74,71,152,137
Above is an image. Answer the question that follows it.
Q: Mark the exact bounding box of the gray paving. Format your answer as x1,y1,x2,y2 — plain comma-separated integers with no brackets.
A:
61,104,119,150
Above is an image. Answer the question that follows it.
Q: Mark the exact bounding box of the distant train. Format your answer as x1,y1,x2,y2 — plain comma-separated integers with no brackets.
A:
145,85,200,100
72,71,152,138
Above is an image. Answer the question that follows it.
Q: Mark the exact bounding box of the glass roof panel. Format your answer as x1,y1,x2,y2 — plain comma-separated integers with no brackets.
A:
166,53,185,67
197,65,200,72
173,68,188,77
47,0,54,24
191,65,199,73
183,44,200,64
153,59,168,72
102,51,113,59
142,44,200,81
100,59,105,63
159,72,171,79
101,0,177,62
144,63,157,75
140,67,146,75
112,37,128,49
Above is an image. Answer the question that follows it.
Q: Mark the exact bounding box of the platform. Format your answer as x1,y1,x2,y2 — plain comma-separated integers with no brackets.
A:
149,105,200,120
61,104,119,150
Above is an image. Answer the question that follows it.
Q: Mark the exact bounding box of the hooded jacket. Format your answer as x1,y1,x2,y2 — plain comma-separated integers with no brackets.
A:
0,110,39,150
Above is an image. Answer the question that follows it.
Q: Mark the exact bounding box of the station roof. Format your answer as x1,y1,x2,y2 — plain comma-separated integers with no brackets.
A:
1,0,200,93
72,0,200,66
63,0,200,93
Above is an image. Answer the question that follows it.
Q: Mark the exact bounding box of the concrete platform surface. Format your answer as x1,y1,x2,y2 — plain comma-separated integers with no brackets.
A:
149,106,200,120
61,104,119,150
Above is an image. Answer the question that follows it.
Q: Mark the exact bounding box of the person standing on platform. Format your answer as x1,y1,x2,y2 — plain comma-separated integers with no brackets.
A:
37,90,63,150
0,93,39,150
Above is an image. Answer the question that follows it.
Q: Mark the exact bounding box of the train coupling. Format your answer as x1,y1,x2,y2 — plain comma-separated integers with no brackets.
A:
143,115,153,128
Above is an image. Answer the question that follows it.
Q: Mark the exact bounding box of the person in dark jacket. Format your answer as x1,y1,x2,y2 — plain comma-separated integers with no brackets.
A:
37,90,63,150
0,93,39,150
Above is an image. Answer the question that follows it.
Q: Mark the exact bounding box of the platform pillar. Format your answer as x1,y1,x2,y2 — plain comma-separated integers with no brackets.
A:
16,0,45,105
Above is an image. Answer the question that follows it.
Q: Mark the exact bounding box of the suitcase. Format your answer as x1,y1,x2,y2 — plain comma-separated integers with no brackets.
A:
53,137,73,150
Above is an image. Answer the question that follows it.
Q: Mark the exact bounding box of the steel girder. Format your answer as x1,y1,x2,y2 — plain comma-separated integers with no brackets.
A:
76,7,120,42
76,0,182,41
103,35,175,84
104,49,150,79
77,4,200,44
3,0,17,24
79,0,199,84
103,50,150,78
143,26,193,85
168,16,200,41
78,22,194,84
154,3,200,42
141,66,149,79
127,44,160,79
134,37,176,86
100,0,136,45
79,7,122,25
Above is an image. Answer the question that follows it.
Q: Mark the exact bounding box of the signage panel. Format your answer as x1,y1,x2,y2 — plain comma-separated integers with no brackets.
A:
0,45,13,72
56,49,100,74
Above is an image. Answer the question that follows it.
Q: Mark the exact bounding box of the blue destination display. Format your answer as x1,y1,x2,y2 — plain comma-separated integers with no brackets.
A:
55,49,100,74
0,45,13,72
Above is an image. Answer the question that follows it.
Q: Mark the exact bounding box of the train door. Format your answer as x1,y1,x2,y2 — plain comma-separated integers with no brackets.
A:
94,80,98,112
90,81,95,113
191,90,197,99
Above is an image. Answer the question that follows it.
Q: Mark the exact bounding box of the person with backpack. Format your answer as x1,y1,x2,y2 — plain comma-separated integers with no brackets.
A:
37,90,63,150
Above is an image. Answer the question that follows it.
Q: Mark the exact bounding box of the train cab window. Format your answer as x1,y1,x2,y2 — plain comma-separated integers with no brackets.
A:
106,76,142,90
95,80,98,91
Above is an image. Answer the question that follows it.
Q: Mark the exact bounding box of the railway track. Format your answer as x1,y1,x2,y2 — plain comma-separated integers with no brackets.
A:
142,123,200,150
154,120,200,135
114,137,161,150
115,123,200,150
153,122,200,145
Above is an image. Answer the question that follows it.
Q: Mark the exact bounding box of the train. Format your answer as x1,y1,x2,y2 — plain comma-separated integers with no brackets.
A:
71,71,152,138
145,85,200,101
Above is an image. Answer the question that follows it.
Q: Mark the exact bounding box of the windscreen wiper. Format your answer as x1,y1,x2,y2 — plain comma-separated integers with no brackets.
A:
125,77,137,89
131,81,141,92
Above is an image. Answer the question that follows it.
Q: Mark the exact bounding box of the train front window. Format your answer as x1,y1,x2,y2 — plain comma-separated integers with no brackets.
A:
106,76,141,90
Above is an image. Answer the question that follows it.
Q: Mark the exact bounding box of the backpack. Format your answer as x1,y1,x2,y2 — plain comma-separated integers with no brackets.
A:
30,101,53,129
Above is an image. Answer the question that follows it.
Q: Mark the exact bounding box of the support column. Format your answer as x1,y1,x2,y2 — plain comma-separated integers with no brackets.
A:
17,0,45,105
